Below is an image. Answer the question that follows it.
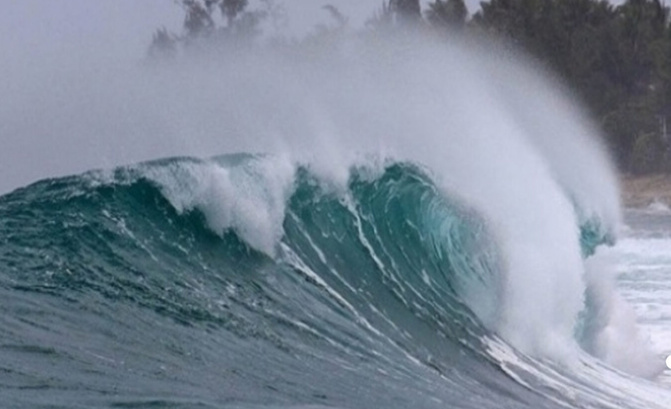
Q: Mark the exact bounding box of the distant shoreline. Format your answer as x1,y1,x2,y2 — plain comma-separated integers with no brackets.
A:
621,173,671,208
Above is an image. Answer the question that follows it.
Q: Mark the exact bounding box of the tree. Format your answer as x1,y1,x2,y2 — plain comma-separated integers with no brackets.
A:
391,0,422,24
149,0,268,56
184,0,214,37
148,27,177,60
426,0,468,31
151,0,671,173
220,0,249,26
470,0,671,171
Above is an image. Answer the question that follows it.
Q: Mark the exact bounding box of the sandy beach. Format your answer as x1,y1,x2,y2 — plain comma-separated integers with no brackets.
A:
621,174,671,208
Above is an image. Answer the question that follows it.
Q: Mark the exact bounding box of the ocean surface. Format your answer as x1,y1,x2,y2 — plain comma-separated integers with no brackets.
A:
0,155,669,409
616,207,671,386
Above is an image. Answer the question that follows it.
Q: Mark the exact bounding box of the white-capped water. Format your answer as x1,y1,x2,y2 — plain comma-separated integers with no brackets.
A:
608,209,671,384
141,155,296,257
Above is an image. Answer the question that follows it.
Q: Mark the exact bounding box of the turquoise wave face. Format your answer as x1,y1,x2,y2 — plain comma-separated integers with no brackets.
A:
0,155,617,408
284,163,503,353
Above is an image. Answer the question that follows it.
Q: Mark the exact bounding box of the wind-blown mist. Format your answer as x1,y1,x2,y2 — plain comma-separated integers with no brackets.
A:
1,27,665,407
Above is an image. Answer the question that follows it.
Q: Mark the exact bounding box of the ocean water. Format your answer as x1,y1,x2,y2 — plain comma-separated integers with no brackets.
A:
2,32,671,409
0,156,669,409
614,207,671,385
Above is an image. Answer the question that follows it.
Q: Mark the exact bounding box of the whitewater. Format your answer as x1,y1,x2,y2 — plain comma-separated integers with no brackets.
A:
1,29,670,408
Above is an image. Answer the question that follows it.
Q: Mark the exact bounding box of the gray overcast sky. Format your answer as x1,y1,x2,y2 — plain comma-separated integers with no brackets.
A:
2,0,487,193
0,0,630,69
0,1,485,64
0,0,627,76
0,0,623,193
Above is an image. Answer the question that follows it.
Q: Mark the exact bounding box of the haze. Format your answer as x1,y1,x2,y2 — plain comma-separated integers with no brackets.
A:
0,0,622,194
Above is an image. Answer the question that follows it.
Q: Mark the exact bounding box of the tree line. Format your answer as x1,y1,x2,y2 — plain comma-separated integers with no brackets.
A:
151,0,671,174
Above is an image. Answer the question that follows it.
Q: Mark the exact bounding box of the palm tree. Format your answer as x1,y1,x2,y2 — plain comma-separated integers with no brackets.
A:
426,0,468,30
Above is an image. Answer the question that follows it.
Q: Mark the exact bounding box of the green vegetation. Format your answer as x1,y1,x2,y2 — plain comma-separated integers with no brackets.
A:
151,0,671,174
471,0,671,174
